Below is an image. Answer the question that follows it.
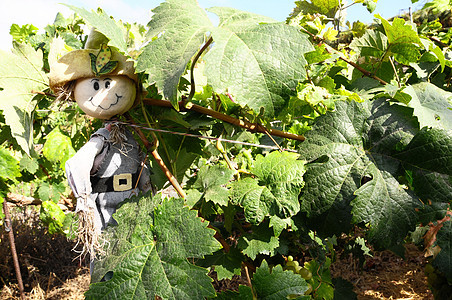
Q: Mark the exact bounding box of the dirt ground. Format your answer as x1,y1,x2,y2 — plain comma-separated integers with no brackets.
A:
1,205,434,299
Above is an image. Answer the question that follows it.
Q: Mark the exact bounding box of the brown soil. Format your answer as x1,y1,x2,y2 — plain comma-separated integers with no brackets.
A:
1,206,434,299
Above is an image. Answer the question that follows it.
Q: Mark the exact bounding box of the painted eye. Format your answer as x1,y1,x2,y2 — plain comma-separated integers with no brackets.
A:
93,81,100,91
105,81,111,89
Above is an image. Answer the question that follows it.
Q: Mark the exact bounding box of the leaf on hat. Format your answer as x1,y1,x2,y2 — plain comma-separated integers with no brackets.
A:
90,44,118,76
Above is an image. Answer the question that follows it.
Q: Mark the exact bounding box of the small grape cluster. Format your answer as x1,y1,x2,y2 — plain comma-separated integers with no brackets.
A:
285,256,313,295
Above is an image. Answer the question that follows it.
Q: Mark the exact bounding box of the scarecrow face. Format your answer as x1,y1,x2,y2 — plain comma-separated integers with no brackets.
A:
73,75,136,120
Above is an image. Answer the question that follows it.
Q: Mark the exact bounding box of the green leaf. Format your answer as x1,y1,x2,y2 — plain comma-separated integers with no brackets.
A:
230,177,273,224
252,260,310,300
42,128,76,171
391,43,421,65
193,165,235,206
295,0,340,18
205,18,314,117
238,223,279,259
87,195,221,299
9,24,38,42
395,127,452,207
19,155,39,174
0,43,48,154
432,220,452,278
137,0,213,108
403,82,452,131
376,15,422,64
230,152,305,225
360,0,377,13
0,147,21,180
197,248,244,280
38,182,65,202
64,5,127,53
208,6,276,30
304,258,334,299
377,15,421,46
349,29,388,58
252,151,305,218
39,200,66,234
298,99,421,249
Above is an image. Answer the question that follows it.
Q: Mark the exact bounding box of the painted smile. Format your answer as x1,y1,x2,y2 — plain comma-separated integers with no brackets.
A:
88,93,123,110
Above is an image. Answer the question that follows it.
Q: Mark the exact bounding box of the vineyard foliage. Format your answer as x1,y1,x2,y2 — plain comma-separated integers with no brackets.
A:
0,0,451,298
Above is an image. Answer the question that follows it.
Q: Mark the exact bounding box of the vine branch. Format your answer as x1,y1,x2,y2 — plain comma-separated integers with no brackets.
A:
125,113,187,199
300,28,388,85
143,98,306,142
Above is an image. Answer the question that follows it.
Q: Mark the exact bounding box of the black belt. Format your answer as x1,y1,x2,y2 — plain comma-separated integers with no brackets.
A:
91,171,140,193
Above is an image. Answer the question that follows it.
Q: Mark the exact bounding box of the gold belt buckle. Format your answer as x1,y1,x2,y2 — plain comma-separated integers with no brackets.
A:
113,173,132,191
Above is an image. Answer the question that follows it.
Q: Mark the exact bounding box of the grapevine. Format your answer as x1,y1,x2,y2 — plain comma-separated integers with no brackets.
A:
0,0,451,299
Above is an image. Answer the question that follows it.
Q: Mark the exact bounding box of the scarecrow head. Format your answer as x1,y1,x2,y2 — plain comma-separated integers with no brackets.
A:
49,30,139,120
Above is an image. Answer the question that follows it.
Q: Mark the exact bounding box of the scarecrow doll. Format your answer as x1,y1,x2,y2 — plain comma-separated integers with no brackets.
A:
49,31,153,263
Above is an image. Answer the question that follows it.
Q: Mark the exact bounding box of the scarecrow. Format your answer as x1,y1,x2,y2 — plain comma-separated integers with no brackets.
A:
49,31,153,264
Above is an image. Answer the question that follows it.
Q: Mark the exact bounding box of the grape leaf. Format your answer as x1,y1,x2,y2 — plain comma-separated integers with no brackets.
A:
0,43,48,154
64,5,127,53
376,15,422,64
137,0,213,108
230,151,305,224
252,151,305,217
39,200,66,234
19,155,39,174
395,127,452,208
87,194,221,299
294,0,340,18
42,128,76,172
298,99,421,249
432,220,452,278
193,165,235,206
349,29,388,58
253,260,310,300
0,147,21,180
238,223,279,260
204,14,314,117
403,82,452,131
196,248,244,280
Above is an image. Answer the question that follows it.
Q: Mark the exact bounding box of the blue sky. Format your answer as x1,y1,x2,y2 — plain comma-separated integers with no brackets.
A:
0,0,423,51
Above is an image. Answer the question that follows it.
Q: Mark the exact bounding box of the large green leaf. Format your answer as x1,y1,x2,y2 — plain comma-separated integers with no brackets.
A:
0,44,48,154
65,5,127,53
298,99,421,249
230,151,305,224
86,195,222,299
404,82,452,131
137,0,213,108
204,11,314,117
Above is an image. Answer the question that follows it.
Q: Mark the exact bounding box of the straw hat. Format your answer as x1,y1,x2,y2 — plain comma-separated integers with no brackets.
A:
48,29,138,93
